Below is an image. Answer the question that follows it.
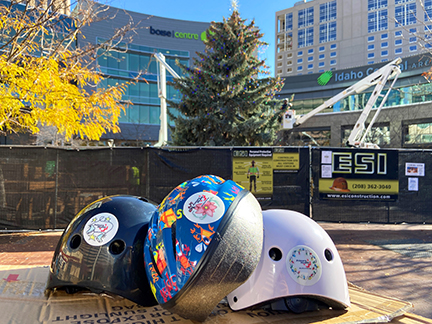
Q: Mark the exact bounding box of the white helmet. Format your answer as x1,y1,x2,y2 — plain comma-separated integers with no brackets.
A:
227,209,350,313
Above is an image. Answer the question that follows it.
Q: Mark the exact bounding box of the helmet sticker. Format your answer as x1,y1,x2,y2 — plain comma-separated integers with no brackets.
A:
184,192,225,224
83,213,119,246
191,223,215,253
286,245,322,286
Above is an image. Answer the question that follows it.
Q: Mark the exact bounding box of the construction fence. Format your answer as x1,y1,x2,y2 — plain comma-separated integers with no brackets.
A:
0,146,430,231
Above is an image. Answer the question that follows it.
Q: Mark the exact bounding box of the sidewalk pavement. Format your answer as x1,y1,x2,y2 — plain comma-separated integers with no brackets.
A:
321,222,432,320
0,223,431,319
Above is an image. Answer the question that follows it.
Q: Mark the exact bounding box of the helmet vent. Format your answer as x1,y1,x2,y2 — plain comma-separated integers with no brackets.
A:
109,240,126,255
69,234,82,250
269,247,282,261
171,221,177,258
324,249,333,261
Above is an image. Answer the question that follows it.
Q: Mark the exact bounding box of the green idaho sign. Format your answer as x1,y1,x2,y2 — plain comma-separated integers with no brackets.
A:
317,71,333,86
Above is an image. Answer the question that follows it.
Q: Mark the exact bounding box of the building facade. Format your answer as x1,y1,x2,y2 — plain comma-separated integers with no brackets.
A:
275,0,432,77
277,53,432,148
78,6,210,146
275,0,432,149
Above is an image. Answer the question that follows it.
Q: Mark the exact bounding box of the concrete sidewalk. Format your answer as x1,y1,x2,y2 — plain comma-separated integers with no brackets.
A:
321,223,432,319
0,223,431,319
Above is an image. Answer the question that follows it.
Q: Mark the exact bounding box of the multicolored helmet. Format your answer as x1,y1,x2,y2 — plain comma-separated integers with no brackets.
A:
46,195,158,307
144,175,263,321
227,209,350,313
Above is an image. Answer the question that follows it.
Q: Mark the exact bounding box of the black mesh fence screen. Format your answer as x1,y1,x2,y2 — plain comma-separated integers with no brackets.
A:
0,146,431,231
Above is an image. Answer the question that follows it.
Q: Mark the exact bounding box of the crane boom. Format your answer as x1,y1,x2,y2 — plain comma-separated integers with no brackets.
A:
283,57,402,148
153,53,182,147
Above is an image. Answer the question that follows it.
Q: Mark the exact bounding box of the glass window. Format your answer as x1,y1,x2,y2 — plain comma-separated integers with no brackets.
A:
330,51,337,57
368,0,388,11
395,30,403,37
308,64,313,69
409,36,416,42
286,12,293,31
368,52,375,58
381,33,388,39
330,43,337,49
319,46,325,51
320,0,337,23
409,27,417,33
343,124,390,147
308,56,314,61
368,9,388,33
395,47,403,54
395,0,415,3
368,36,375,42
395,3,416,27
368,44,375,50
368,61,375,64
298,7,314,28
381,41,388,47
395,39,403,45
129,54,140,71
381,50,388,56
297,66,303,71
319,62,325,67
425,0,432,21
150,106,160,125
298,58,303,64
128,82,139,97
298,27,314,47
308,48,314,54
409,45,417,51
404,121,432,146
319,22,336,43
298,51,303,56
319,53,325,59
330,59,336,65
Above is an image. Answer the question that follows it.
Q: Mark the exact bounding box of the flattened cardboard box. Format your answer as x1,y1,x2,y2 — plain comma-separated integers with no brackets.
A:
0,266,427,324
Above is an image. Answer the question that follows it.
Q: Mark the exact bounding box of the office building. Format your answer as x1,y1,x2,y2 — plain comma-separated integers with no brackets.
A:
275,0,431,76
79,6,210,146
275,0,432,148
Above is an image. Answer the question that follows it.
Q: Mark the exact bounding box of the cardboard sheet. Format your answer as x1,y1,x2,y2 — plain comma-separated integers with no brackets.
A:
0,266,429,324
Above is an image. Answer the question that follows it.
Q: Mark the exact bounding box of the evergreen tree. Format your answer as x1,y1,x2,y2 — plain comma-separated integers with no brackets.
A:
167,4,285,146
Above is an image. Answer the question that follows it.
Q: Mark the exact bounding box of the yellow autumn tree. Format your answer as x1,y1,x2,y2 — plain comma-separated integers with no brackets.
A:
0,0,137,141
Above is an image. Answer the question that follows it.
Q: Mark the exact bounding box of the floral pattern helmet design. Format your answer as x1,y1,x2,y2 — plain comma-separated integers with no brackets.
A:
144,175,263,322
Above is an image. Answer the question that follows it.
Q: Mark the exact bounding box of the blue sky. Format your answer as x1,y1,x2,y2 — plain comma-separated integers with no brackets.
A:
103,0,298,75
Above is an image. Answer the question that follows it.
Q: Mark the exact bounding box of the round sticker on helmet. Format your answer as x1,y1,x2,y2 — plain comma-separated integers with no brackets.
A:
83,213,119,246
183,192,225,224
286,245,322,286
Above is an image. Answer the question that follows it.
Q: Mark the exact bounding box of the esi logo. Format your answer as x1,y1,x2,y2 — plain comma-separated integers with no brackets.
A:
150,26,206,42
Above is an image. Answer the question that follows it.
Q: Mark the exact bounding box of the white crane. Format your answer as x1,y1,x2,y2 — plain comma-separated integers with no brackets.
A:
153,53,181,147
282,57,402,148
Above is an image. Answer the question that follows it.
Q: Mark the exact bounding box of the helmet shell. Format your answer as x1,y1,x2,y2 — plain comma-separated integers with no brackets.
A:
227,209,350,311
46,195,158,306
144,175,263,321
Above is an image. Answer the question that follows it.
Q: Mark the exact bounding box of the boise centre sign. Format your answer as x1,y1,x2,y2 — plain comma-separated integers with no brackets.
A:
150,26,207,42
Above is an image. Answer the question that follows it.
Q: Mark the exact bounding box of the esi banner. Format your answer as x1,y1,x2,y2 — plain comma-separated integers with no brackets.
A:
319,149,399,201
